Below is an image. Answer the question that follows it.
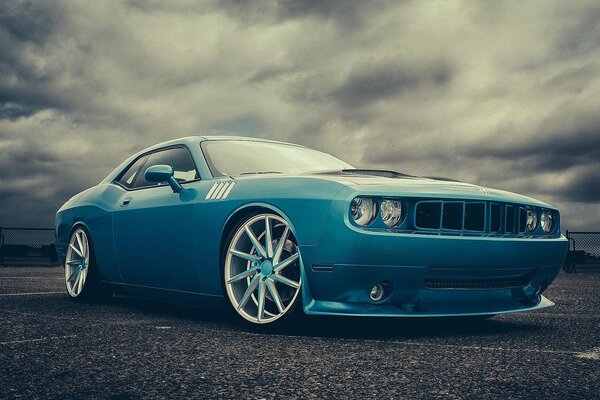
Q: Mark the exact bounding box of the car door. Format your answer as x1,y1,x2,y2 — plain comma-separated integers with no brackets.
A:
112,146,200,291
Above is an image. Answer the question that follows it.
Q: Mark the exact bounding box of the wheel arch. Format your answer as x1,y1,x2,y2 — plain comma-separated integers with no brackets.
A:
67,222,96,263
70,220,92,236
56,220,94,263
219,202,300,269
64,220,112,301
66,221,105,279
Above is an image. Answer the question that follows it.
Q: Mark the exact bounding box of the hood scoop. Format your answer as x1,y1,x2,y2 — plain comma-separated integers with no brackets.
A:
341,169,415,179
422,176,462,182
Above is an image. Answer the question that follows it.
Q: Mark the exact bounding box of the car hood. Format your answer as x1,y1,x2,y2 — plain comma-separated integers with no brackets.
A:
307,171,554,208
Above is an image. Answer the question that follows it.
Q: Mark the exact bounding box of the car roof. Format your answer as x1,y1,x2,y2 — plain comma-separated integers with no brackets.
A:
100,135,305,184
190,135,304,147
134,135,305,154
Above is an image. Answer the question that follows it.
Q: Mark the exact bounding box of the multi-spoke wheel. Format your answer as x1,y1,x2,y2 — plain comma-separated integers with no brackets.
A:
65,227,110,301
224,213,302,324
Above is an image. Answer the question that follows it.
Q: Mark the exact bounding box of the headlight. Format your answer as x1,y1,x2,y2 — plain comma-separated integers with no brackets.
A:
350,197,376,226
380,199,402,227
540,210,554,233
526,209,538,232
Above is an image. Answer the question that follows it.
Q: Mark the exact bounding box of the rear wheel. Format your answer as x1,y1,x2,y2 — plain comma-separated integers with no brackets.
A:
224,213,302,324
65,227,111,302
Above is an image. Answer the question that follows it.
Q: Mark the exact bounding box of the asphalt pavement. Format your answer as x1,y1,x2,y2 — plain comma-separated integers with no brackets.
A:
1,267,599,399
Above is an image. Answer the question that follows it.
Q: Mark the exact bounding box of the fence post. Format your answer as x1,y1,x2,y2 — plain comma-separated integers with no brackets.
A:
564,230,579,273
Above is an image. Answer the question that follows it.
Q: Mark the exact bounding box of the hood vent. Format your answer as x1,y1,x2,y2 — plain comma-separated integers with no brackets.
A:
341,169,413,178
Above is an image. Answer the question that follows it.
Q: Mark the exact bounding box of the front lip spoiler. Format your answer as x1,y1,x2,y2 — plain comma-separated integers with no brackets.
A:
303,295,554,317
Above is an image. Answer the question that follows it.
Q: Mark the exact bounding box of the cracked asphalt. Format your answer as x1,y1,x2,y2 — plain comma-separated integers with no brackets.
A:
1,267,599,399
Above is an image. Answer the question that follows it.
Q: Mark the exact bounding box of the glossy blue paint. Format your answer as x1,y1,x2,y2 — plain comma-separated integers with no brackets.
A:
55,136,568,318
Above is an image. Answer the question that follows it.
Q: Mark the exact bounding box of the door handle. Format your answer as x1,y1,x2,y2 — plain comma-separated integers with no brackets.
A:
121,197,132,207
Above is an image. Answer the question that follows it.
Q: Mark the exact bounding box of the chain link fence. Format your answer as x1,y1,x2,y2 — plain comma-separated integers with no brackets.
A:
0,227,58,266
564,231,600,272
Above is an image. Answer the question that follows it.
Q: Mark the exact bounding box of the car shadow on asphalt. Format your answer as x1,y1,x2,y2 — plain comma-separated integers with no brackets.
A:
269,314,543,341
107,295,543,341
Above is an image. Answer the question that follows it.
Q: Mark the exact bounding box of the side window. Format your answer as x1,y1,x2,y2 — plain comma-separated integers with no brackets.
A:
117,155,148,189
133,147,198,189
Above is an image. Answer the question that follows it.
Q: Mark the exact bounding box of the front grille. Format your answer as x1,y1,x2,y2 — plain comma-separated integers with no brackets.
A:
506,205,516,232
442,202,463,230
464,203,485,231
413,200,543,236
490,203,501,232
519,208,527,232
415,200,485,231
425,274,532,289
416,201,442,229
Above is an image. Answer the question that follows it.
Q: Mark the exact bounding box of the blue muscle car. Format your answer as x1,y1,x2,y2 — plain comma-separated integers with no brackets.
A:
55,136,568,324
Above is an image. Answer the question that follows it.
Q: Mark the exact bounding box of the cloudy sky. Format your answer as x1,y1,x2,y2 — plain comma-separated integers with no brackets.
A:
0,0,599,230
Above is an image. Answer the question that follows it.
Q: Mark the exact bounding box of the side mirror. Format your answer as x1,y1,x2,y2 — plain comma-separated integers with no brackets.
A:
144,165,183,193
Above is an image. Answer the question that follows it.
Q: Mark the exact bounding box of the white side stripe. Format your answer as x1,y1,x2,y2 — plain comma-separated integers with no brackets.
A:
205,181,236,200
213,182,230,199
221,182,236,199
205,183,220,199
208,182,224,199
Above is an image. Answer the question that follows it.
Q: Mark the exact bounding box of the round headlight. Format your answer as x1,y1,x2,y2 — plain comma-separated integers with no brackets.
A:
380,199,402,227
540,210,554,233
350,197,376,226
526,209,538,232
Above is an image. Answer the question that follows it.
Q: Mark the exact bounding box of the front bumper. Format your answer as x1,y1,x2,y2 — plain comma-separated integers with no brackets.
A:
299,199,568,317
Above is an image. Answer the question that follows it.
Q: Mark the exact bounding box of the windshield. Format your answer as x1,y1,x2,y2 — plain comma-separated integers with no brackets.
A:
202,140,353,177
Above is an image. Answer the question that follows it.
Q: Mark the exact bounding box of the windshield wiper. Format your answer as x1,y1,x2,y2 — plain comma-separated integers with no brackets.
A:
239,171,282,175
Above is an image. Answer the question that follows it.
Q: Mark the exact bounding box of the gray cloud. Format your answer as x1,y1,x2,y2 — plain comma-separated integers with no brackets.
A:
276,0,385,27
0,2,64,113
0,0,599,231
0,1,61,44
465,109,600,170
330,61,452,107
560,168,600,203
0,102,38,120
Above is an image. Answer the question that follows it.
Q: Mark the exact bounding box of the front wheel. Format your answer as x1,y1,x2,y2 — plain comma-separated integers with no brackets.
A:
224,213,302,325
65,227,111,302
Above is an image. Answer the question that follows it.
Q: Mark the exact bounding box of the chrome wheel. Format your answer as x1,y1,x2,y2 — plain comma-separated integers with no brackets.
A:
65,228,89,297
225,213,302,324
